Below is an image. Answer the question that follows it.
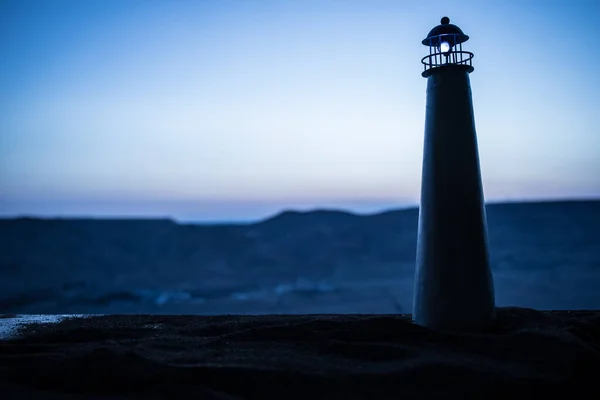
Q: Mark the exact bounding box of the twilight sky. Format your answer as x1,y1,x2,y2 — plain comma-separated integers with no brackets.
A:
1,0,599,221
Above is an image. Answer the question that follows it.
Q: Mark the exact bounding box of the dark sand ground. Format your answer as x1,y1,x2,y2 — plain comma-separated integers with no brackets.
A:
1,307,599,399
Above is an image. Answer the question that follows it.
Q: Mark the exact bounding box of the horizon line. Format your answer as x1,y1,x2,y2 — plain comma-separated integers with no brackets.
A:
1,197,598,224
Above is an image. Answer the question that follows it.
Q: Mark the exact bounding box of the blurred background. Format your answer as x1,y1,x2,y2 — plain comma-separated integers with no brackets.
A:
1,0,599,314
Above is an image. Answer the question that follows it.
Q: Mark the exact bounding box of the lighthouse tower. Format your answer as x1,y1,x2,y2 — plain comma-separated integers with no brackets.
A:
412,17,495,331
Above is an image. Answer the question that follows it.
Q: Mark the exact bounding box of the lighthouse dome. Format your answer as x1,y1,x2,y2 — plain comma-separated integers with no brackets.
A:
422,17,469,47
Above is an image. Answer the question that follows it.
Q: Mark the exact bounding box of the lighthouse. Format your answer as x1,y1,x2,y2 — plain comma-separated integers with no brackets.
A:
412,17,495,331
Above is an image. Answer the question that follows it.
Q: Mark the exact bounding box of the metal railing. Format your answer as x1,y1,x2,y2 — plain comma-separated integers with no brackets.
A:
421,50,474,72
421,34,474,74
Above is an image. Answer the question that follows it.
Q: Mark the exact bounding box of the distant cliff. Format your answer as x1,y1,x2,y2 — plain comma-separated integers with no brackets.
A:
0,200,599,313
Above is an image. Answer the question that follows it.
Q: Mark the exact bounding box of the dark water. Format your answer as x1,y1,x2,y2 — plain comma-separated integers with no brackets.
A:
1,200,599,314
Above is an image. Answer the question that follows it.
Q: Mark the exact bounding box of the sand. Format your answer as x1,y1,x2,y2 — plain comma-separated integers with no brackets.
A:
1,307,599,399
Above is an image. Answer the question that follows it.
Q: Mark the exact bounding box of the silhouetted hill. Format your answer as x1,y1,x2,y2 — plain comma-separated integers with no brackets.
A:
251,209,359,240
0,200,599,313
259,208,359,225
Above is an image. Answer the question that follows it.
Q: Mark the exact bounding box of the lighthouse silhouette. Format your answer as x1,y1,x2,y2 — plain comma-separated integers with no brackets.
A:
412,17,496,331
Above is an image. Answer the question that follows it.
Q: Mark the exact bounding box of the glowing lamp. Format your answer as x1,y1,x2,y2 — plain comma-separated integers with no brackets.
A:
439,41,451,54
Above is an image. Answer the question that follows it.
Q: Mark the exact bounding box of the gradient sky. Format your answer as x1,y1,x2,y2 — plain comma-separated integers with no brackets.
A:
1,0,599,221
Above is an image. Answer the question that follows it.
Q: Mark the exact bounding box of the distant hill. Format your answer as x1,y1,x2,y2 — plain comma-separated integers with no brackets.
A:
0,200,599,313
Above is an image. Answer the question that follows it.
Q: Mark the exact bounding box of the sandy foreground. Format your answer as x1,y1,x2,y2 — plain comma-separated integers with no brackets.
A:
1,307,599,399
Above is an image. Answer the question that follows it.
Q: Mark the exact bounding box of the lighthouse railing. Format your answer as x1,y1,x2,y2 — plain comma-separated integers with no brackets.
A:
421,50,473,71
421,34,474,74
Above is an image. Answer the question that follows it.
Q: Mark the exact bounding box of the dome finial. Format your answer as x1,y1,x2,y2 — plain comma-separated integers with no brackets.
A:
441,16,450,25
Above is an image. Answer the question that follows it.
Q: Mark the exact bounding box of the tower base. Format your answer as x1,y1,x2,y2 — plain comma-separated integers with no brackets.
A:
412,66,495,332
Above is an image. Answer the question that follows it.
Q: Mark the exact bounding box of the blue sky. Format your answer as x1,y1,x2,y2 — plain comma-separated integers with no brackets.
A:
1,0,599,221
